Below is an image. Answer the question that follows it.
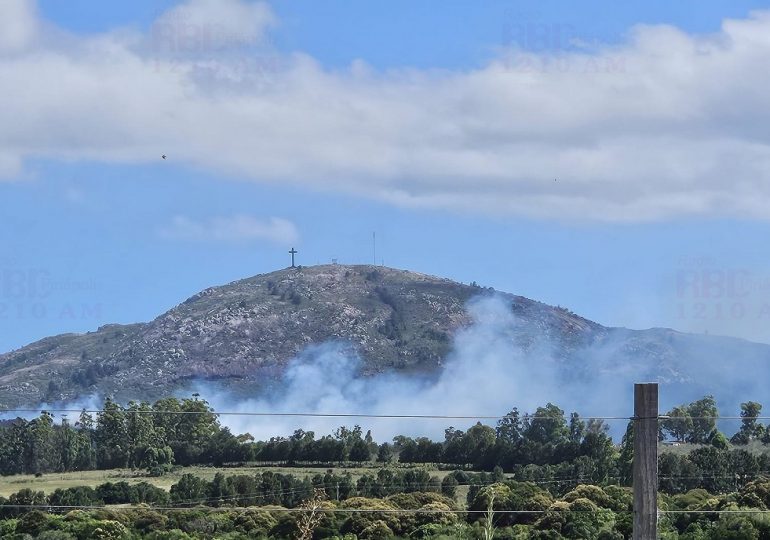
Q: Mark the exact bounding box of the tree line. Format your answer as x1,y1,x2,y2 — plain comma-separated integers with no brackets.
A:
2,394,769,486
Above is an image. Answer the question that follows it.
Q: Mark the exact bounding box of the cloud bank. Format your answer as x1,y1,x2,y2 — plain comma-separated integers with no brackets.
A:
1,1,770,220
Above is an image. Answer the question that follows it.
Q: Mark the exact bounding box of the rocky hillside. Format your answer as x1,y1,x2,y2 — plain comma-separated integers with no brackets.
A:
1,264,768,409
0,265,604,407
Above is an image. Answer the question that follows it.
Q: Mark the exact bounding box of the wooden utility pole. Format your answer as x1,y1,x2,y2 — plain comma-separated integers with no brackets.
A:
633,383,658,540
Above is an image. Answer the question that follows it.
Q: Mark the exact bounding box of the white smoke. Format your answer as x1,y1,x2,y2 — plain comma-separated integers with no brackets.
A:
200,294,762,441
201,295,637,440
0,393,102,423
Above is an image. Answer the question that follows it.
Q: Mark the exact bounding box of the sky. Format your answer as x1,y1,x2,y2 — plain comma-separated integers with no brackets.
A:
2,0,770,353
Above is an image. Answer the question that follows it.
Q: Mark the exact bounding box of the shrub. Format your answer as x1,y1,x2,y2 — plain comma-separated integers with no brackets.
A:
441,475,458,498
16,510,50,536
359,519,394,539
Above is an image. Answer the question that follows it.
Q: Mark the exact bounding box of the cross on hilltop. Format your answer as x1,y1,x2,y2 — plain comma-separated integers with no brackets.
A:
289,248,298,268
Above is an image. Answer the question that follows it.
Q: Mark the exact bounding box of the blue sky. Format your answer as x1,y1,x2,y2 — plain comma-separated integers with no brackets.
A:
2,0,770,352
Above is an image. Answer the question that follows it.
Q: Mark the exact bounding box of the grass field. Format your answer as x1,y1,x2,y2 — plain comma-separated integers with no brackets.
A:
0,464,464,500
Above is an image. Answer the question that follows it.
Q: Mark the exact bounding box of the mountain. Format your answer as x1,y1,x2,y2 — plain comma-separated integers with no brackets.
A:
1,264,768,410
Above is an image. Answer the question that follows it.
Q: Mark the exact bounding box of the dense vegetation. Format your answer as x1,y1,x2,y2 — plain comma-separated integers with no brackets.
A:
2,394,770,538
4,472,770,538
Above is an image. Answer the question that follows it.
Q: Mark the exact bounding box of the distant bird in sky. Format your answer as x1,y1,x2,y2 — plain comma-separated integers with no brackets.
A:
161,154,167,160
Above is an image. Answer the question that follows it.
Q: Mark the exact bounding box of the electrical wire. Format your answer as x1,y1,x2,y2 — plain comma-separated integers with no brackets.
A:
0,408,632,421
0,503,628,514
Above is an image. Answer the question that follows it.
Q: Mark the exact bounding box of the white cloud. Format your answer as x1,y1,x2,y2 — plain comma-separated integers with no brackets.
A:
160,215,299,244
0,0,38,53
2,2,770,221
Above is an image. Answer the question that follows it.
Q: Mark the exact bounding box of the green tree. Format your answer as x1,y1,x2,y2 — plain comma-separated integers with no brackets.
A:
315,435,345,463
688,447,732,493
151,397,182,446
376,443,393,463
171,397,220,465
49,486,102,507
662,405,694,443
0,419,27,475
125,401,161,468
524,404,569,446
95,398,129,468
24,411,56,474
497,409,523,444
7,488,48,517
334,425,364,459
170,473,208,505
732,401,763,445
579,430,618,484
709,514,760,539
687,396,719,444
441,475,459,498
16,509,50,536
56,416,79,472
463,423,497,469
730,449,759,489
349,439,371,464
711,431,729,450
617,421,634,486
569,413,586,444
74,410,97,470
287,429,315,464
207,472,235,506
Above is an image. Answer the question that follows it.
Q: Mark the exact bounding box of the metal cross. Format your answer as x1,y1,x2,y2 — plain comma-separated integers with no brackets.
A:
289,248,298,267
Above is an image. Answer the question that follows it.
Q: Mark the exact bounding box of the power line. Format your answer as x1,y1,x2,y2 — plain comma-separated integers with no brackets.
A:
6,408,768,422
665,417,770,421
0,408,632,421
0,474,604,511
0,504,627,514
16,477,596,510
659,474,770,480
661,510,770,514
6,471,769,516
165,477,603,507
3,502,768,515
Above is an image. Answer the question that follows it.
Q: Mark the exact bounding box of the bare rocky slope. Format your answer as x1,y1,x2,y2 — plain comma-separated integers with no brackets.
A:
0,264,768,409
